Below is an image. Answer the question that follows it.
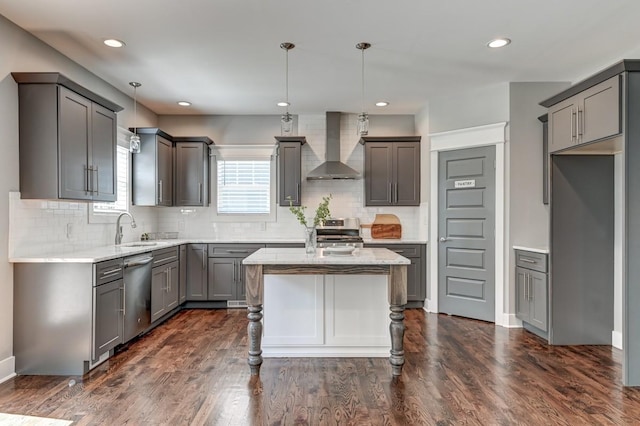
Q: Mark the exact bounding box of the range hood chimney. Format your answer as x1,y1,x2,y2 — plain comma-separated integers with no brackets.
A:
306,112,360,180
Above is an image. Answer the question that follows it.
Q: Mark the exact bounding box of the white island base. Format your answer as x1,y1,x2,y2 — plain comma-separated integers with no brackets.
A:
243,248,409,376
262,274,390,357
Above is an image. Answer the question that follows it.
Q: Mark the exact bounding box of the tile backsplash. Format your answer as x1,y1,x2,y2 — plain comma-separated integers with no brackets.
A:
8,192,157,257
9,114,427,257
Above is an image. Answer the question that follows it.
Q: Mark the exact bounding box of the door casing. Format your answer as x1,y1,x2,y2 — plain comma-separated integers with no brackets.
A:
428,122,508,326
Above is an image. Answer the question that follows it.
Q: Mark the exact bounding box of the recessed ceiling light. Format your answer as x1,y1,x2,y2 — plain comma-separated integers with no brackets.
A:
103,39,125,48
177,101,191,107
375,101,389,107
487,38,511,48
277,101,290,107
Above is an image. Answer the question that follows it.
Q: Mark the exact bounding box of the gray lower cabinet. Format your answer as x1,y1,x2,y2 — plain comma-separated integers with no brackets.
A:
151,247,180,322
93,257,125,360
132,128,174,206
275,137,306,206
12,73,121,202
186,244,208,301
173,137,213,206
151,261,179,323
94,278,124,359
363,243,426,303
208,244,264,301
360,137,421,206
548,75,620,153
515,250,548,334
179,245,187,304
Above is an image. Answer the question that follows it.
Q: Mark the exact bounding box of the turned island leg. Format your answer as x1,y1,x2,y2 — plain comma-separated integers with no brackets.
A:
245,264,264,375
388,265,408,376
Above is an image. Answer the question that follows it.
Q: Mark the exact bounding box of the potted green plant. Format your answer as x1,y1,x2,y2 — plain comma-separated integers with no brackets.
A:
288,195,332,253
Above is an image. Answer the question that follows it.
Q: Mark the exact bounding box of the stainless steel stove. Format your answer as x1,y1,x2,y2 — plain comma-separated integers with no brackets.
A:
316,218,364,248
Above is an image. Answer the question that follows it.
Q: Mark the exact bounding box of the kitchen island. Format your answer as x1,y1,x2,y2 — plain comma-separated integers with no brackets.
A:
242,247,410,376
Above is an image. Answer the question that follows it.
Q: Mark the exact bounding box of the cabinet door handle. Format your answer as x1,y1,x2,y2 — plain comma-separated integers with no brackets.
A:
85,165,90,194
395,182,399,203
100,267,122,276
121,285,126,317
577,107,584,142
94,166,99,195
388,182,393,203
201,249,206,270
571,109,577,142
158,180,163,203
226,250,250,254
198,183,202,204
297,182,301,201
520,258,536,264
238,263,243,283
232,262,236,282
527,274,532,301
524,274,528,301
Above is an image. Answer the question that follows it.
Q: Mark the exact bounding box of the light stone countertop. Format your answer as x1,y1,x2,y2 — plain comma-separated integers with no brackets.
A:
513,245,549,254
9,238,428,264
243,248,411,265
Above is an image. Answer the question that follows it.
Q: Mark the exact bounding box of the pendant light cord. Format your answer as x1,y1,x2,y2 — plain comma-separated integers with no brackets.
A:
361,47,365,113
285,47,289,115
133,85,137,134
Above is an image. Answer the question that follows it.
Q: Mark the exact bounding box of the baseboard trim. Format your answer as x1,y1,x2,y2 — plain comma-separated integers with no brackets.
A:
502,313,523,328
612,330,623,350
0,356,16,384
423,299,437,313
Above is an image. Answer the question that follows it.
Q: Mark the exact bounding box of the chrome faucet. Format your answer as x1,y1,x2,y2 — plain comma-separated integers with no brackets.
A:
115,212,137,245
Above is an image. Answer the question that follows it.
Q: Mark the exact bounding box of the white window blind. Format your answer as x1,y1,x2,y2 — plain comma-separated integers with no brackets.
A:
93,146,128,214
217,160,271,214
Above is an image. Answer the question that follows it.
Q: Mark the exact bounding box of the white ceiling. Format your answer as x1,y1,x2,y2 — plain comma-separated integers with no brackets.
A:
2,0,640,116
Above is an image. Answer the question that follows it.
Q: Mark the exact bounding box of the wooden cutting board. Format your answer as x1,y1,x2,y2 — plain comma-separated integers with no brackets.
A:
368,214,401,239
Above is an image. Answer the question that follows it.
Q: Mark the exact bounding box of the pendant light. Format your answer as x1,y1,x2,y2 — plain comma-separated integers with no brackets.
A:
356,42,371,136
280,42,295,136
129,81,141,154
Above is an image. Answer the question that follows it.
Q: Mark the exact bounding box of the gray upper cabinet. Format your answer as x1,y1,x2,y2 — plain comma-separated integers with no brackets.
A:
275,136,306,206
132,128,174,206
548,75,621,153
173,137,213,206
360,136,421,206
12,73,122,202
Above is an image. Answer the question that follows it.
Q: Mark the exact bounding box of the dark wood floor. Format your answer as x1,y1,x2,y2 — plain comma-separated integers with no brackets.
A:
1,309,640,425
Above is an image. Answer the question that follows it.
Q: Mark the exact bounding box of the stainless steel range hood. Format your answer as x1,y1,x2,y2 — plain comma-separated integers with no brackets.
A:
307,112,360,180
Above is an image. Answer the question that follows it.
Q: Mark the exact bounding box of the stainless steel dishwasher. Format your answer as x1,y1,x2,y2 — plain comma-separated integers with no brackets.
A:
123,253,153,342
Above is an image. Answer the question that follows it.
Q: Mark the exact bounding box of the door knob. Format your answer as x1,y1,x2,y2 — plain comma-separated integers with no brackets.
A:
439,237,447,242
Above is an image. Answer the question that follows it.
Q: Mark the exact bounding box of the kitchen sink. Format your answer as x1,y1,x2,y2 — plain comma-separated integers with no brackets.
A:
119,242,159,248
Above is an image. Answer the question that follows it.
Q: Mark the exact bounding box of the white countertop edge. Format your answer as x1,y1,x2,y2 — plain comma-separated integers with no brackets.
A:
10,238,427,263
243,248,411,265
513,246,549,254
362,238,428,244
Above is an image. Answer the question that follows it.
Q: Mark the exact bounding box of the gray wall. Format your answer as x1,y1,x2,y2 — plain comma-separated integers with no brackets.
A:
428,83,510,134
507,82,570,313
0,14,158,380
158,113,416,143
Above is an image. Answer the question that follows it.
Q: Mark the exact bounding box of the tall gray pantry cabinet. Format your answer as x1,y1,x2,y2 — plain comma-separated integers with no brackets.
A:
540,59,640,386
12,72,123,202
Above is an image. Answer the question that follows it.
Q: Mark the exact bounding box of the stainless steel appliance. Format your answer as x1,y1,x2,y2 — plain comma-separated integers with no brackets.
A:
316,218,364,248
123,253,153,342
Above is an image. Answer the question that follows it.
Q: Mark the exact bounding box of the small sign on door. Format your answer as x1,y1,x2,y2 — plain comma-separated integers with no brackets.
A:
454,179,476,188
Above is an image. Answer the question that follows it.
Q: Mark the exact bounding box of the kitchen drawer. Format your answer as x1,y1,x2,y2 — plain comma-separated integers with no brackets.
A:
152,247,179,267
95,258,123,286
208,244,264,257
515,250,548,273
364,244,420,258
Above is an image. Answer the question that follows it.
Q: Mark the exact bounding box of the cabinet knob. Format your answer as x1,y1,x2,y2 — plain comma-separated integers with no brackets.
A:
439,237,447,242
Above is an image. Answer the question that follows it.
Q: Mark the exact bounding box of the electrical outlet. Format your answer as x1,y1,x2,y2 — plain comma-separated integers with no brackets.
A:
66,223,73,239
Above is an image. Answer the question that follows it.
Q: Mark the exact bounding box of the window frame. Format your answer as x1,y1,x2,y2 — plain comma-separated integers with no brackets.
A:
88,127,131,224
211,153,277,223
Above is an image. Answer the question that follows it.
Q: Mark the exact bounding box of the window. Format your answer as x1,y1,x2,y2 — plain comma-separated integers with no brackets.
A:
91,145,129,216
217,160,271,214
